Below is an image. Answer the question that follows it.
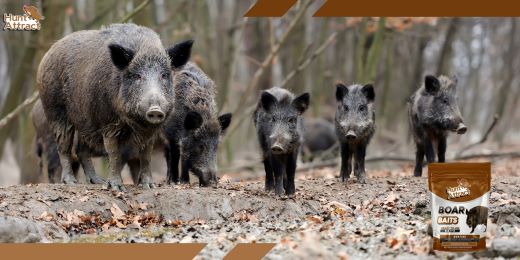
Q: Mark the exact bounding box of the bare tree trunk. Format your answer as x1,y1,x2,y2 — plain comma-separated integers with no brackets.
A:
495,18,517,144
436,18,460,76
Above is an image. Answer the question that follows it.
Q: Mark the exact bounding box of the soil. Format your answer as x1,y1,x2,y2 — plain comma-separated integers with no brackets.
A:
0,167,519,259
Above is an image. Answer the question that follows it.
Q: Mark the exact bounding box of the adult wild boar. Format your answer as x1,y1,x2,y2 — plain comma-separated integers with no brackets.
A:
164,63,232,186
301,118,337,162
254,87,310,197
37,23,193,191
408,75,467,177
335,83,376,184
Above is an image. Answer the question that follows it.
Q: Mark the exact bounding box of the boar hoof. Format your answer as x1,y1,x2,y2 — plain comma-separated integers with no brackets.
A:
103,180,126,192
357,178,367,184
265,184,275,192
139,182,157,189
87,175,106,185
340,173,350,183
275,187,285,197
61,174,77,184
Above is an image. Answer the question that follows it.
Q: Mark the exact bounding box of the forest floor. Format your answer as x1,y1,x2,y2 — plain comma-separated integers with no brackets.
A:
0,161,519,259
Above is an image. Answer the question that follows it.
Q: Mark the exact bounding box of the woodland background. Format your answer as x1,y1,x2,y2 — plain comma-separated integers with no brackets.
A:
0,0,519,185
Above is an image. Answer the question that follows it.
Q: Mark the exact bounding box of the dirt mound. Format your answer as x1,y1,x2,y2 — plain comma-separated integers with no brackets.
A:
0,175,519,258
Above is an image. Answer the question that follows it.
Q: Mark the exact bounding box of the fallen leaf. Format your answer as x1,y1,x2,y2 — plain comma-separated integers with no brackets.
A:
36,197,51,207
110,203,125,220
305,215,323,224
38,211,54,221
79,196,89,202
385,192,399,204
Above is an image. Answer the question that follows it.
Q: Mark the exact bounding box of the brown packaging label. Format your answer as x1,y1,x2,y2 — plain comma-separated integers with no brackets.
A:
428,163,491,252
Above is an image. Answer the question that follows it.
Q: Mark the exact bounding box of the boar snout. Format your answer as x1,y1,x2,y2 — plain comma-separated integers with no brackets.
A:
198,171,217,187
269,132,291,154
346,130,357,140
271,143,285,154
456,122,467,135
145,106,166,124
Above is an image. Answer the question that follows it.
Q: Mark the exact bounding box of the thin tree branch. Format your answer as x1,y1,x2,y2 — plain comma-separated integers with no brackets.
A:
119,0,152,23
456,114,499,157
231,0,312,116
0,91,39,130
279,31,338,88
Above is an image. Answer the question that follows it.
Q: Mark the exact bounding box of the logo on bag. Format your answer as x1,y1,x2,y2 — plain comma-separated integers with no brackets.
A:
3,5,44,31
446,178,471,200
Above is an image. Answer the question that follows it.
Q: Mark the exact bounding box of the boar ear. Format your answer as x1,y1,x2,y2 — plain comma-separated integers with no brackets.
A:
218,113,232,132
167,39,194,69
361,84,375,102
184,111,203,131
450,75,458,91
292,93,310,114
335,83,348,101
425,75,440,94
109,44,134,70
260,91,277,112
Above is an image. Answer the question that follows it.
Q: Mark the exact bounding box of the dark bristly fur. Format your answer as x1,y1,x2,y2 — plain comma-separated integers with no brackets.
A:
335,83,376,184
37,23,192,191
164,62,232,187
254,87,310,197
32,100,142,184
408,75,467,177
32,100,77,183
302,118,337,162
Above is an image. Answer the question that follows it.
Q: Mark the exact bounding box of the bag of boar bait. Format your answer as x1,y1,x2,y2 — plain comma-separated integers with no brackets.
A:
428,162,491,252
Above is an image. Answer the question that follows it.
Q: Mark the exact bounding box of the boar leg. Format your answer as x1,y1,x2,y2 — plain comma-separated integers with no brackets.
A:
127,159,140,185
54,121,77,184
285,151,297,197
166,144,181,184
340,142,352,182
78,149,105,184
46,145,62,183
103,137,125,192
138,143,156,189
264,156,275,191
424,138,436,163
437,136,447,163
270,155,285,196
414,143,425,177
180,158,191,184
354,143,367,184
58,153,77,184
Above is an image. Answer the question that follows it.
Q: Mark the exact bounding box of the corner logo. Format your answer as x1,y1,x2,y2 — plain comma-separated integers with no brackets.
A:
446,178,471,200
3,5,44,31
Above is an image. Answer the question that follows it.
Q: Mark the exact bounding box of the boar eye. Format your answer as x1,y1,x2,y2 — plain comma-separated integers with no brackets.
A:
288,117,297,124
358,105,366,112
161,72,170,80
134,73,142,80
271,117,276,123
442,98,449,104
343,105,349,111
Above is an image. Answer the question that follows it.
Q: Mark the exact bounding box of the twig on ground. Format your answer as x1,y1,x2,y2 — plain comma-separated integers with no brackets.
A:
454,151,520,160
